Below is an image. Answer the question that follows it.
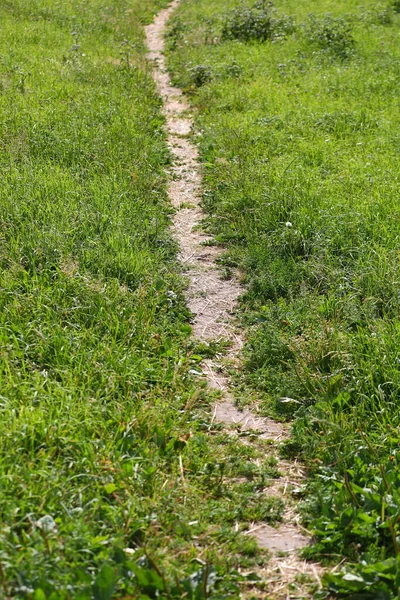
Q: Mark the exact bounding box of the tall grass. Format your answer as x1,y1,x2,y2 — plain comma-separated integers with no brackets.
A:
167,0,400,595
0,1,284,597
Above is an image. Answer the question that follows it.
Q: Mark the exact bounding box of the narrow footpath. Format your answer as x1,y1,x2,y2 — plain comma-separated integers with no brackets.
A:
145,3,324,597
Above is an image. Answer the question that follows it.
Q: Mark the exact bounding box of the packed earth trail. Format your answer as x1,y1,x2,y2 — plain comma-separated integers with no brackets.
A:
145,3,324,597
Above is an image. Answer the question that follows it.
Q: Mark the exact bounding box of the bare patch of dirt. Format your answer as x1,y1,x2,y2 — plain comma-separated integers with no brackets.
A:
145,4,324,597
213,401,288,441
244,556,324,600
249,524,309,553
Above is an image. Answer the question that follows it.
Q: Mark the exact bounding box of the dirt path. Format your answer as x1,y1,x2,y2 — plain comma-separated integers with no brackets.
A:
145,3,323,597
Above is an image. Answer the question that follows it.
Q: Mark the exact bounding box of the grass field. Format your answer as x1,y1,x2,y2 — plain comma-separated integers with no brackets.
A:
0,1,288,598
167,0,400,596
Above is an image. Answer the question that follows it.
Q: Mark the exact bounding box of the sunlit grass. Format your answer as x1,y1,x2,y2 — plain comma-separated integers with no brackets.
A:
168,0,400,595
0,1,285,597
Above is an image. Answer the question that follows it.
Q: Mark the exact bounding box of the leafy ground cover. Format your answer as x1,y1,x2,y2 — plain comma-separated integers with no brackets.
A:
167,0,400,596
0,1,284,598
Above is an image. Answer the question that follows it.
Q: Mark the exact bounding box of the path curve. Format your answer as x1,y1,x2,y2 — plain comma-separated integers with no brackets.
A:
145,4,323,597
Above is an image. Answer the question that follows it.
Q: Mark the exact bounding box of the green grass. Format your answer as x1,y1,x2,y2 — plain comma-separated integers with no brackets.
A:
167,0,400,596
0,1,285,598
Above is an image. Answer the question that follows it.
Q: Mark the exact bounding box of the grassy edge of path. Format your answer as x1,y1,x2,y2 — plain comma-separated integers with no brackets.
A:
167,0,400,597
0,1,288,598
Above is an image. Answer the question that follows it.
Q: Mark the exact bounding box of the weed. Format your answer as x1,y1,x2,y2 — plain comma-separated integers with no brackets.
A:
222,1,274,42
166,16,185,51
189,63,212,87
224,60,243,79
221,1,295,43
376,7,394,25
304,14,355,59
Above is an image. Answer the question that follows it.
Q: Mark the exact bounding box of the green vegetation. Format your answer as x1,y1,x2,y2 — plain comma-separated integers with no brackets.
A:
0,1,282,597
167,0,400,596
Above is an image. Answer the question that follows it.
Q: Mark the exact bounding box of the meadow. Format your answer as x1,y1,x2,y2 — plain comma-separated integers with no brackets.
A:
0,1,285,597
167,0,400,596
